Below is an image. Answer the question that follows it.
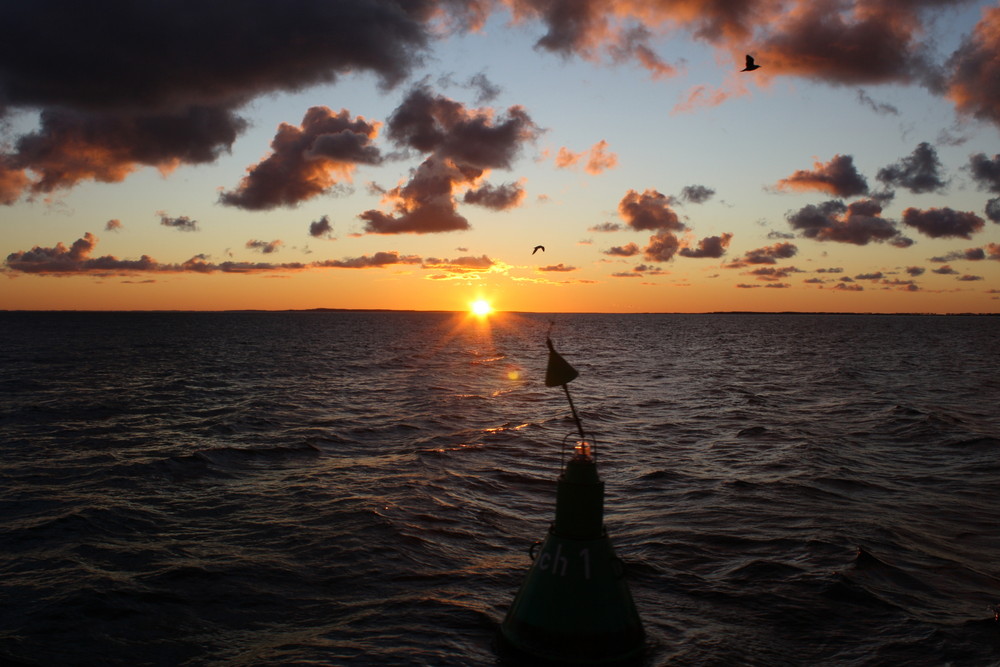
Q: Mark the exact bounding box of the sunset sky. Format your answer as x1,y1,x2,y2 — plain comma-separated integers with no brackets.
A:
3,0,1000,313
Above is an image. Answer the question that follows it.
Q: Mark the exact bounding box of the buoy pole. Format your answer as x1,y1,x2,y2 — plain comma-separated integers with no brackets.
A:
496,338,644,665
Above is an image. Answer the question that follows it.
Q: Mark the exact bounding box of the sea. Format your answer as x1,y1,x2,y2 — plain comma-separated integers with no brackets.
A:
1,311,998,666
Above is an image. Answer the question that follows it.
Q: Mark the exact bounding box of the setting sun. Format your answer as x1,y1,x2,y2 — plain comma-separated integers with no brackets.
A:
470,299,493,317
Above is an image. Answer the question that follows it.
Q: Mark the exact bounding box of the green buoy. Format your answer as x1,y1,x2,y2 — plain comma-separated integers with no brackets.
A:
496,336,645,665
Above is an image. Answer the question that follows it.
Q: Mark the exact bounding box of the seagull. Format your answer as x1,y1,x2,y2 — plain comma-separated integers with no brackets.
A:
532,245,545,255
741,54,761,72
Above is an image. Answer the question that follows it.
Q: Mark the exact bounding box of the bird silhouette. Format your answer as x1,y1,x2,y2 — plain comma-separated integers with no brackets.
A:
741,54,761,72
532,245,545,255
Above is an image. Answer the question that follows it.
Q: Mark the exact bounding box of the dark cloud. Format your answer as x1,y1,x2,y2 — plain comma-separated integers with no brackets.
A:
728,242,798,267
309,215,334,238
316,252,423,269
385,85,539,168
854,272,884,280
905,266,926,276
877,142,949,194
538,263,576,272
462,182,525,210
6,107,248,198
968,153,1000,192
603,243,641,257
679,233,733,258
857,89,900,116
987,199,1000,223
360,87,538,234
643,231,681,262
220,107,382,210
901,207,985,239
774,154,869,197
246,239,283,254
589,222,624,232
159,213,199,232
105,219,123,232
360,157,472,234
680,184,716,204
0,0,435,203
932,264,959,275
946,7,1000,127
748,266,802,281
618,189,684,231
786,199,911,246
3,233,428,274
957,274,983,281
930,247,987,262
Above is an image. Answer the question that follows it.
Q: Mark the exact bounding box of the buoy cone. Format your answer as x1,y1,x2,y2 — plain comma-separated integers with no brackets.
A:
497,446,645,665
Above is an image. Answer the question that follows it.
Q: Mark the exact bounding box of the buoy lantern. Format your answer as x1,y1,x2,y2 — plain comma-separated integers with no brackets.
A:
496,338,645,665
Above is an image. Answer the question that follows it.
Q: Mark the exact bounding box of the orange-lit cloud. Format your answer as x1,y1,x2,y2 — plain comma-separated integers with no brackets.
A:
221,107,382,210
773,154,869,197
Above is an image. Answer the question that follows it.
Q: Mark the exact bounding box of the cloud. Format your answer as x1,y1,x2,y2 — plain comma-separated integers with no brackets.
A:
159,213,199,232
603,242,641,257
968,153,1000,192
727,242,798,267
786,199,911,246
967,153,1000,222
105,219,123,232
359,86,538,234
986,199,1000,223
309,215,334,238
930,247,987,262
585,140,618,174
773,154,869,197
946,6,1000,127
680,185,716,204
589,222,624,232
220,107,382,210
857,89,900,116
932,264,959,275
385,84,539,168
643,230,681,262
901,207,985,239
679,233,733,258
906,266,926,276
747,266,802,281
555,140,618,174
246,239,283,254
316,252,423,269
877,142,949,194
538,263,576,272
462,181,526,210
0,0,437,202
618,189,684,231
3,233,427,275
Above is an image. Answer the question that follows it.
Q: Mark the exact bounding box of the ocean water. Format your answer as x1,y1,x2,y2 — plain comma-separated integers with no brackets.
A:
1,311,998,666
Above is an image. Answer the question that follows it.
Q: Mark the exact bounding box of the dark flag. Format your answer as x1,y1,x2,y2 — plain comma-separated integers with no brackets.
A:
545,338,579,387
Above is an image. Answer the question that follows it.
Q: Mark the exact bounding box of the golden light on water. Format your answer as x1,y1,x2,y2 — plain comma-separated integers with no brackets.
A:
470,299,493,317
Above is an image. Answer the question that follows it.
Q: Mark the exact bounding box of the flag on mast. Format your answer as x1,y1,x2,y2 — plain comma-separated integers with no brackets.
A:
545,337,579,387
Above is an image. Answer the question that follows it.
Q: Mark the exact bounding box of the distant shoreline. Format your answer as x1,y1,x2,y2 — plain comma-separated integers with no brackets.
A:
2,309,997,316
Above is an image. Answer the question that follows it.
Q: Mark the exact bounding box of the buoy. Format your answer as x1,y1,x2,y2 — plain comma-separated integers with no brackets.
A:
496,336,645,665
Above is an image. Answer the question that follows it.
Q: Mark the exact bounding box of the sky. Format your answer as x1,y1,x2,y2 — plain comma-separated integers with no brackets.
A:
3,0,1000,314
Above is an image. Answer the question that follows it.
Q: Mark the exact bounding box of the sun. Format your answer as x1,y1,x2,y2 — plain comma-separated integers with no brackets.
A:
470,299,493,317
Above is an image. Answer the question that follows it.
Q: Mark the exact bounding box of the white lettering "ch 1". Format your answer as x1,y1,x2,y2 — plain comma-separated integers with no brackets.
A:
538,545,592,579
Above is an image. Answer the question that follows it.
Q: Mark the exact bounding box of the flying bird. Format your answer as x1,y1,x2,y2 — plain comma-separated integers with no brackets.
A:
532,245,545,255
741,54,761,72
